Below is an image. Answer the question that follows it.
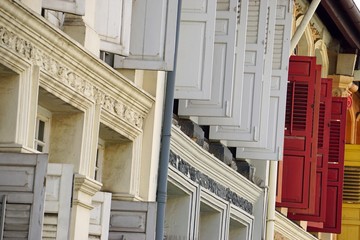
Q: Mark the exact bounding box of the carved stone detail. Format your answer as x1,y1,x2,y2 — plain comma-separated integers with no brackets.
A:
169,151,254,215
0,25,144,129
309,22,322,43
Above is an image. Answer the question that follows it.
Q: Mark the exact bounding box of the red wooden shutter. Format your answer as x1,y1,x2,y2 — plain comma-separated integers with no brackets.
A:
288,78,332,221
277,56,318,209
308,97,347,233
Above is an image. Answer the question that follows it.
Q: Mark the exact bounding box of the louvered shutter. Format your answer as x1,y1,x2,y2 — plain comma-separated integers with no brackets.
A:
174,0,217,100
308,97,347,234
177,0,243,116
94,0,132,56
113,0,178,70
276,56,318,209
43,164,73,239
0,153,47,239
42,0,85,15
229,0,292,160
89,192,112,240
288,78,332,221
197,0,270,132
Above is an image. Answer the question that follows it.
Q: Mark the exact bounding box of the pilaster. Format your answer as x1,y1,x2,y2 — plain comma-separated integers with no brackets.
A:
70,174,102,240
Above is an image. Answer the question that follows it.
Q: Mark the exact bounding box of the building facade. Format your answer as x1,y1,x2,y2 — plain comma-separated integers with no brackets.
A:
0,0,359,239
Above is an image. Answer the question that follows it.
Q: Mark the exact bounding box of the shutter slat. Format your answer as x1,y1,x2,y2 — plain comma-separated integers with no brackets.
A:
308,97,347,234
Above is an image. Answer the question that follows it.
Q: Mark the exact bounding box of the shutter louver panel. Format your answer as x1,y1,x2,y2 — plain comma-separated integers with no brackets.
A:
113,0,178,71
277,56,318,209
343,166,360,202
287,78,332,222
308,97,347,234
174,0,217,100
206,0,275,143
0,153,47,240
177,0,239,116
232,0,292,160
95,0,132,56
42,0,85,15
43,164,73,240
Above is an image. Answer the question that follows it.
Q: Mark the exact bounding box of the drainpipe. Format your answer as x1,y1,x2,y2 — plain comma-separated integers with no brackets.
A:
156,1,182,240
290,0,321,51
265,161,278,240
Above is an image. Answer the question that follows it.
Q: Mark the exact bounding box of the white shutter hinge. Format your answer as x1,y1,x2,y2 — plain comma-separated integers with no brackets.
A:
253,126,259,141
225,100,231,117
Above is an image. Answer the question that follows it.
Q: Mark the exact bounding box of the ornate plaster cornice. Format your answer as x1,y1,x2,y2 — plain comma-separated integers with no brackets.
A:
170,125,263,205
0,0,154,131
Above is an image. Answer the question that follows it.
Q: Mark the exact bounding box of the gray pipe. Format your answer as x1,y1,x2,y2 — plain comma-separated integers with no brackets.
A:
156,1,182,239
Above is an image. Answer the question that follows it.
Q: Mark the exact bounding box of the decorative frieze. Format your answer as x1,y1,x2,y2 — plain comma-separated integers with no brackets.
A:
0,25,144,129
169,150,253,215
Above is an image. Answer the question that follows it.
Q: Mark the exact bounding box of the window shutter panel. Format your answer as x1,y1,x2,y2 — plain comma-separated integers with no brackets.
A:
177,0,240,116
276,56,318,209
174,0,217,100
89,192,112,240
42,0,85,15
231,0,292,160
94,0,132,56
308,97,347,234
113,0,178,71
43,164,73,239
0,153,47,240
288,78,332,221
197,0,269,129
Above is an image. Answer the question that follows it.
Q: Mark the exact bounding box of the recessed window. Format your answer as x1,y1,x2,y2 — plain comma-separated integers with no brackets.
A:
35,106,51,153
95,139,105,182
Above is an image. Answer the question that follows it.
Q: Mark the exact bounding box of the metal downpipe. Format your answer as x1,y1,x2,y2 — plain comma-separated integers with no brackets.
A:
155,1,182,239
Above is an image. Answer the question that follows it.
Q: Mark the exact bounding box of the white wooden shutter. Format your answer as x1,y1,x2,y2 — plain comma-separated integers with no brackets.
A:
89,192,112,240
0,153,47,240
114,0,178,71
109,201,156,240
174,0,217,100
43,163,73,239
234,0,292,160
177,0,239,117
206,0,273,142
42,0,85,15
94,0,132,56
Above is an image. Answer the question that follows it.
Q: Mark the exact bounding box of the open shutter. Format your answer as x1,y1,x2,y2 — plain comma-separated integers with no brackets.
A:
42,0,85,15
204,0,278,148
177,0,242,116
276,56,319,209
43,163,73,239
0,153,47,239
114,0,178,70
288,78,332,221
109,201,156,240
308,97,347,234
89,192,112,240
174,0,217,100
194,0,269,128
230,0,292,160
94,0,132,56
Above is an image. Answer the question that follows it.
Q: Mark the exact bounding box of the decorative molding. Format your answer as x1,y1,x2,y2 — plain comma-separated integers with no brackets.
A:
0,24,143,129
274,211,319,240
274,231,289,240
309,22,321,43
73,174,102,196
169,150,253,215
171,125,263,205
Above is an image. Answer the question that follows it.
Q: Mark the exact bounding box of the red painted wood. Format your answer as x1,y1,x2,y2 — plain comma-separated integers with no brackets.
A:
308,97,346,234
288,78,332,222
277,56,319,209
